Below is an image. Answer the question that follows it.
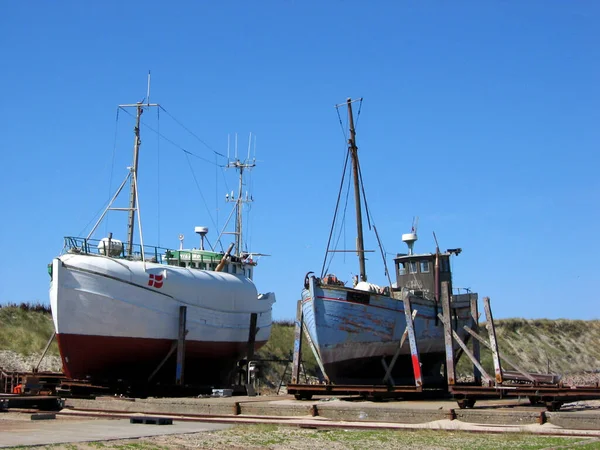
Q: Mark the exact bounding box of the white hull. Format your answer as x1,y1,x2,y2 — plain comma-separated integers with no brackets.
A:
50,254,274,344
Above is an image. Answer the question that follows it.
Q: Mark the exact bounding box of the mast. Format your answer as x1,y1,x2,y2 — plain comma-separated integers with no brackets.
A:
347,98,367,282
226,157,255,256
119,83,159,256
125,102,143,256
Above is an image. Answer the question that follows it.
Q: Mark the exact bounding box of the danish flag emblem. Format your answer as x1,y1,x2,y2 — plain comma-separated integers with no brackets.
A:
148,274,164,288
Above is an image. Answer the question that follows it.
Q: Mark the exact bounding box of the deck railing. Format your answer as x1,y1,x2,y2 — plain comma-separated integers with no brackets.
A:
62,236,172,263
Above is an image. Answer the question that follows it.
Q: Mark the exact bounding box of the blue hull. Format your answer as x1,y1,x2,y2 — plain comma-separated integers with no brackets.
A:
301,279,472,385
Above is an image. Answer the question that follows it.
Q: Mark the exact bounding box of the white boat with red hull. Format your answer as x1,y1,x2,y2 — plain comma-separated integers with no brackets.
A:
49,91,275,387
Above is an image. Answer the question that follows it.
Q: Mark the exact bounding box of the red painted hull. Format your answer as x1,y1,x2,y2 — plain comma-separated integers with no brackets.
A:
57,333,266,386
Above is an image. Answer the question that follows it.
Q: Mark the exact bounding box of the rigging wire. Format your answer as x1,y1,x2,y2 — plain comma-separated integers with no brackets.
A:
320,150,350,278
335,105,348,142
325,167,352,275
356,157,373,230
183,151,219,232
156,107,161,246
158,105,226,159
119,106,221,167
105,107,121,236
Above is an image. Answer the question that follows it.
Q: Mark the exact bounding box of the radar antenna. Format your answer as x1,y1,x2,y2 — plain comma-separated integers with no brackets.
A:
401,216,419,255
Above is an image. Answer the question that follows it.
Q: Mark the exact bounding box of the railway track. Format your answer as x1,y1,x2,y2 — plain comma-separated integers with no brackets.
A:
3,405,584,438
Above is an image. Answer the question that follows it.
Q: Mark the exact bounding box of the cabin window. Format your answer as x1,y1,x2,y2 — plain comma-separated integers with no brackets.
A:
420,260,430,273
398,263,406,276
409,261,418,274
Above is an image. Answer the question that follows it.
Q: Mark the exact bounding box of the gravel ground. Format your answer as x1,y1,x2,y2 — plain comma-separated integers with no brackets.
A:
0,350,62,373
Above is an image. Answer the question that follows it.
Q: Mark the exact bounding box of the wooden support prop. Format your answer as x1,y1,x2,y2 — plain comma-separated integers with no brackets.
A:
438,313,492,385
483,297,503,384
463,326,536,383
302,322,330,384
440,282,455,385
148,341,177,382
403,294,422,387
382,308,418,386
247,313,258,361
470,294,481,385
175,305,187,386
301,278,330,383
34,332,56,372
277,362,290,395
291,300,304,384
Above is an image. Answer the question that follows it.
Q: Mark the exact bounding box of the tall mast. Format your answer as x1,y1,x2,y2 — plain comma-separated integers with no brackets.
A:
347,98,367,282
227,158,255,256
125,102,143,256
119,80,159,256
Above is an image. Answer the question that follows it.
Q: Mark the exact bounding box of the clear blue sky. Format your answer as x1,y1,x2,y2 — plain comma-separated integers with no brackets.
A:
1,1,598,321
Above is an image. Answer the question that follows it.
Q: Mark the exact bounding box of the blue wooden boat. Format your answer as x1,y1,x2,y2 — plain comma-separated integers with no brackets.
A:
301,99,475,386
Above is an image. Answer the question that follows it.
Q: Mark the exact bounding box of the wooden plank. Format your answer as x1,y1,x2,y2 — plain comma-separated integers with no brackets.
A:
441,281,455,385
470,294,481,385
403,294,422,387
450,326,492,385
175,305,187,385
291,300,304,384
483,297,502,384
463,325,536,383
382,309,418,385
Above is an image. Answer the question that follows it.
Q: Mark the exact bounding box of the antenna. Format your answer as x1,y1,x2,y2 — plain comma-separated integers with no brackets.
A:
247,132,252,160
401,216,419,255
146,70,151,106
235,133,238,159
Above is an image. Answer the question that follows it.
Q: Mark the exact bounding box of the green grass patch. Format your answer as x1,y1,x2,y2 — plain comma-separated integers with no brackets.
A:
0,305,58,356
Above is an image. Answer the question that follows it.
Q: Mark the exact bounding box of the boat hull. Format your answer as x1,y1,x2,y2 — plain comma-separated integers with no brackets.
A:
50,254,275,386
301,278,472,385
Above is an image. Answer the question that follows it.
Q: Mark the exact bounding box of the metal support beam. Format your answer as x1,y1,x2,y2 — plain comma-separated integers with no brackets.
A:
403,294,422,387
483,297,502,384
175,305,187,386
440,281,455,385
470,294,481,385
291,301,304,384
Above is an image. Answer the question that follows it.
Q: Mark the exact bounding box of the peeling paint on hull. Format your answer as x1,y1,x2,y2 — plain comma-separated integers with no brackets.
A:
302,282,471,385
